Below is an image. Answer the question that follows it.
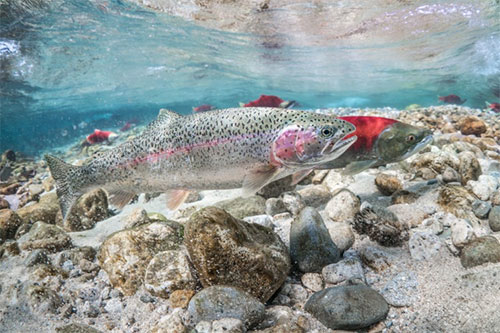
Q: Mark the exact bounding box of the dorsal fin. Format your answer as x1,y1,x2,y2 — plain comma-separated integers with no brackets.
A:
143,109,182,134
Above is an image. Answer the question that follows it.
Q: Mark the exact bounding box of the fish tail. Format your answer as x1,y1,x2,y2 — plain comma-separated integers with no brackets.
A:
45,154,84,221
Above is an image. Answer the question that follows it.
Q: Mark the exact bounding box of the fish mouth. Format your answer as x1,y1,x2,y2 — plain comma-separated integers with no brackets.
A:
322,135,357,161
401,134,433,161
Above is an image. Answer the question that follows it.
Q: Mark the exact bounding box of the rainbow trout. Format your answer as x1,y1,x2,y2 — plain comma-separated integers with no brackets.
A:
46,107,357,220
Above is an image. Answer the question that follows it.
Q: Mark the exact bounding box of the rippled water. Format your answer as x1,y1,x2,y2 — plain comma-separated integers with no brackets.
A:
0,0,499,154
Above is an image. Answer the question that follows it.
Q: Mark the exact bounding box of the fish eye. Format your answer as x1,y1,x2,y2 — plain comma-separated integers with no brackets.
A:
406,135,416,142
320,126,336,138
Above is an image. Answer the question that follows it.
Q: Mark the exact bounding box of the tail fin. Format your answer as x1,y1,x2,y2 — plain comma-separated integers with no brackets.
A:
45,154,82,221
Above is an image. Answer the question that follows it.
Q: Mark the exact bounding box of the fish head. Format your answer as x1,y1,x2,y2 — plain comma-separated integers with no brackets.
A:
376,122,433,163
272,115,357,168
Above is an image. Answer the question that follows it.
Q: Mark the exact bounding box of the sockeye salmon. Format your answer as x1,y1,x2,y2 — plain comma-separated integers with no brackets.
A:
46,107,357,220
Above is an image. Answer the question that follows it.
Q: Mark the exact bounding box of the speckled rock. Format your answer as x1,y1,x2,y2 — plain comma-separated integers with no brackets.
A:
144,249,197,298
360,246,391,272
301,273,324,292
16,192,60,224
391,190,420,205
489,206,500,232
460,236,500,268
468,175,498,201
265,197,287,216
387,203,429,228
24,283,63,314
169,289,195,309
353,205,409,246
0,209,22,243
243,214,274,229
381,271,418,307
458,116,487,136
211,318,245,333
98,220,183,295
185,207,290,302
324,189,360,222
124,207,150,229
304,283,389,330
17,221,72,253
214,195,266,219
458,151,482,185
326,221,355,254
409,231,441,260
375,173,402,196
442,166,461,183
290,207,340,272
491,190,500,206
297,185,332,207
438,185,479,222
24,249,50,267
281,192,306,216
258,175,295,199
187,286,265,328
152,308,187,333
411,151,460,177
322,258,364,284
56,323,102,333
58,189,109,231
472,200,492,219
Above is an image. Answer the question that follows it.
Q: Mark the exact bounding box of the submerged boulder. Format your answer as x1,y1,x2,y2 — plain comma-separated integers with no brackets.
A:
214,195,266,219
17,221,72,253
184,207,290,302
58,189,109,231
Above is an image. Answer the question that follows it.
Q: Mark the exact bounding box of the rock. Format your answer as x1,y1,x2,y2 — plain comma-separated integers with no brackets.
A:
325,221,355,253
391,190,420,205
0,196,10,209
144,250,197,298
458,116,487,136
25,249,50,267
458,151,481,185
491,190,500,206
281,192,306,216
24,283,63,314
152,308,187,333
17,221,72,253
2,240,20,256
0,183,20,195
258,175,295,199
214,196,266,219
296,185,332,207
98,221,184,295
322,258,364,284
58,189,109,231
460,236,500,268
16,192,60,224
265,198,287,216
411,151,460,177
277,283,309,305
409,231,441,260
381,271,418,307
360,246,391,272
28,184,44,197
437,185,479,222
57,246,97,266
442,166,461,183
170,289,195,309
147,212,168,221
124,208,150,229
56,323,102,333
472,200,491,219
185,207,290,302
290,207,340,272
301,273,324,292
272,213,293,248
468,175,498,201
451,219,476,248
387,204,429,228
489,206,500,232
375,173,402,196
243,214,274,229
324,189,360,222
353,205,409,246
104,298,123,315
420,216,444,235
212,318,245,333
312,170,329,184
304,283,389,330
187,286,265,328
0,209,22,243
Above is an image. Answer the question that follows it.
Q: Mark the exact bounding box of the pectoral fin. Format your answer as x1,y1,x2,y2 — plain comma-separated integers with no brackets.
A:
242,165,282,196
108,190,136,209
291,169,313,185
165,189,191,210
341,160,378,175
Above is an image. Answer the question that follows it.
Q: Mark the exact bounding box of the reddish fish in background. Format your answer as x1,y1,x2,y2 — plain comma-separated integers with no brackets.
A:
315,116,433,174
486,102,500,113
438,94,466,105
240,95,296,108
120,118,138,132
86,129,118,145
193,104,215,112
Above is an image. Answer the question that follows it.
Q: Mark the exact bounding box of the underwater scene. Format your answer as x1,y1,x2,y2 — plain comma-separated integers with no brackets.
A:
0,0,500,332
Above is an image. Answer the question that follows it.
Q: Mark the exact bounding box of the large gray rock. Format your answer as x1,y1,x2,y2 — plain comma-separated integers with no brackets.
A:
98,221,183,295
322,258,364,284
460,236,500,268
17,221,72,253
381,271,419,307
214,196,266,219
188,286,265,328
324,189,360,222
296,185,332,207
16,192,60,224
57,189,109,231
185,207,290,302
304,283,389,330
290,207,340,272
489,206,500,232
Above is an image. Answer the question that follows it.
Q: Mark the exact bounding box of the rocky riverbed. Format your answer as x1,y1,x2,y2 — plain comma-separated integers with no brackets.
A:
1,105,500,332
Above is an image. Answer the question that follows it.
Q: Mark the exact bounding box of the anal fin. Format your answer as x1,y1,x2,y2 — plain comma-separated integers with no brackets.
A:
108,190,136,209
165,189,191,210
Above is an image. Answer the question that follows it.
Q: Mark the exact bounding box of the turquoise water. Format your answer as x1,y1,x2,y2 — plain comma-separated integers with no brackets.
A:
1,0,499,154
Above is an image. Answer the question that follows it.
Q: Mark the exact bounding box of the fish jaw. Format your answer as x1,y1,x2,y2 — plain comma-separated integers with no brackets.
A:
400,133,433,161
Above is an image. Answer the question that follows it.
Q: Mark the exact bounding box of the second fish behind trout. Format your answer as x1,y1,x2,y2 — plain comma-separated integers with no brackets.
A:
46,107,357,220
